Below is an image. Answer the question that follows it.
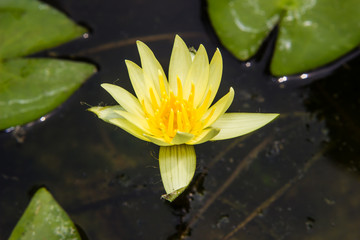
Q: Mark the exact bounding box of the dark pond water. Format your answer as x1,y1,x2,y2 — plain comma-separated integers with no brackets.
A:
1,0,360,239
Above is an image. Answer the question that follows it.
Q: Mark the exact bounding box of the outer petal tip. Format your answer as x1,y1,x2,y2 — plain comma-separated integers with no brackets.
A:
136,40,148,50
100,82,110,88
100,83,116,92
174,34,181,40
161,187,187,202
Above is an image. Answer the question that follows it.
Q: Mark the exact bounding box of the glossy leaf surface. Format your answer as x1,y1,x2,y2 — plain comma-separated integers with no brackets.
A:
0,58,95,130
208,0,360,75
0,0,86,59
9,188,81,240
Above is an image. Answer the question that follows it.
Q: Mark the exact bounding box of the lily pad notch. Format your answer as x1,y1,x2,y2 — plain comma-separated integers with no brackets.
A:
207,0,360,76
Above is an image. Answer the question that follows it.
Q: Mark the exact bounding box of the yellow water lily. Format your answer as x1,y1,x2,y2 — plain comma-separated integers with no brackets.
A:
89,35,278,201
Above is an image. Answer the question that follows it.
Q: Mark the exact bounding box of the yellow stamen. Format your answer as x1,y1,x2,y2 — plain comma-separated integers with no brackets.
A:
177,110,183,131
188,83,195,107
141,99,148,115
197,89,212,117
181,104,191,129
170,91,176,104
149,88,158,110
142,75,214,143
158,70,167,97
203,108,216,126
177,76,183,98
168,108,174,137
158,98,168,117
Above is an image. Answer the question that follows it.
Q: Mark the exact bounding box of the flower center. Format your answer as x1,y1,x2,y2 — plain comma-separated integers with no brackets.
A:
142,74,215,143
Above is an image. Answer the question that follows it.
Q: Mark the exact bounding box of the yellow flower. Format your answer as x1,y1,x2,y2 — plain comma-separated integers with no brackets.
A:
89,35,278,201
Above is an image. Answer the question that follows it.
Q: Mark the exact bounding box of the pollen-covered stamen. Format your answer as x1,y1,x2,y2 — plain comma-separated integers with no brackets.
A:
167,108,174,136
188,83,195,107
158,70,168,97
180,103,191,132
149,87,159,110
176,77,183,98
177,110,183,131
143,75,217,143
203,108,216,126
196,88,212,118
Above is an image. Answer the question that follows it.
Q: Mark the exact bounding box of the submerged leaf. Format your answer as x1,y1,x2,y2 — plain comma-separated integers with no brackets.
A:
159,144,196,201
9,188,81,240
208,0,360,75
0,0,86,59
0,58,95,130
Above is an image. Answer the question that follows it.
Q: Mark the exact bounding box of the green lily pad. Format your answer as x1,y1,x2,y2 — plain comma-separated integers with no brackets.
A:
0,58,95,130
9,188,81,240
207,0,360,76
0,0,86,59
0,0,96,130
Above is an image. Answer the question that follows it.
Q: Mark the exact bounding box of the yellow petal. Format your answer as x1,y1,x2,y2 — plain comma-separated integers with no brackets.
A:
202,87,235,128
113,110,150,134
183,44,209,104
136,40,168,96
108,118,150,142
143,134,172,146
210,113,279,141
89,106,151,141
88,106,124,122
125,60,146,101
143,71,161,105
204,48,223,109
126,60,161,107
187,127,220,145
171,131,194,145
159,145,196,201
168,35,192,94
101,83,144,118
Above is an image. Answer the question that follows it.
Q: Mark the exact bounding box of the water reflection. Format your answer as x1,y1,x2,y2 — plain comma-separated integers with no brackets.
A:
274,48,360,86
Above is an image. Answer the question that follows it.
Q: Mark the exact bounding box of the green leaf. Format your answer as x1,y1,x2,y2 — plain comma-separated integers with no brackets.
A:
208,0,280,61
159,145,196,202
272,0,360,75
208,0,360,76
0,0,86,59
0,58,95,130
9,188,81,240
0,0,96,130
